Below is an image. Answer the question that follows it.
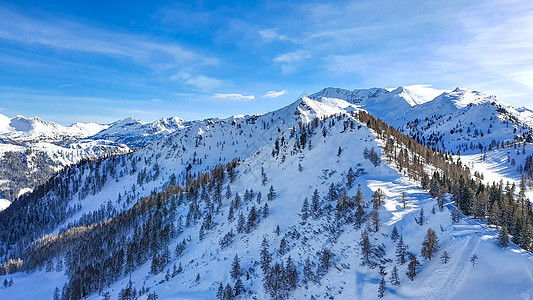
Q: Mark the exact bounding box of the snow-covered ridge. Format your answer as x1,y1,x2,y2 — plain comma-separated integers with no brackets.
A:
310,86,533,154
0,113,107,145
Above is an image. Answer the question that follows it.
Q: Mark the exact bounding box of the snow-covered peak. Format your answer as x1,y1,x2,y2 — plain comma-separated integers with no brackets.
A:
0,113,108,145
434,87,497,109
389,86,425,106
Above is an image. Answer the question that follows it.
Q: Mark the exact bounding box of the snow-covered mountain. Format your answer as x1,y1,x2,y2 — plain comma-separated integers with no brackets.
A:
92,116,187,147
310,86,533,154
0,113,107,145
1,91,533,300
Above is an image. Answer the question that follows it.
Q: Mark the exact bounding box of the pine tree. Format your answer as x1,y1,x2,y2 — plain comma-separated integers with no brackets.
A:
3,279,7,288
328,183,337,202
261,167,268,186
234,278,244,296
285,255,298,290
421,228,438,260
441,251,450,264
312,189,320,217
230,255,242,280
499,225,510,247
279,237,287,255
372,210,380,232
371,189,383,210
359,230,373,266
390,266,400,285
470,254,478,266
416,208,425,225
391,226,399,242
396,236,407,264
402,192,407,208
347,167,355,188
303,257,314,284
318,249,332,274
147,292,159,300
224,283,234,300
260,238,271,274
378,276,386,298
216,282,224,300
267,185,276,201
300,197,309,223
263,202,269,218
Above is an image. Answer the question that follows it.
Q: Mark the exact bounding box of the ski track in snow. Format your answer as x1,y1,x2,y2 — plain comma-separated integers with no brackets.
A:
422,233,481,300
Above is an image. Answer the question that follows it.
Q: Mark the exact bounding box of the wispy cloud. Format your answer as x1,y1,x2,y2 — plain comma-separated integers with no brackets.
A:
259,28,291,42
262,90,288,98
171,72,223,90
0,6,218,72
213,93,255,101
273,51,310,73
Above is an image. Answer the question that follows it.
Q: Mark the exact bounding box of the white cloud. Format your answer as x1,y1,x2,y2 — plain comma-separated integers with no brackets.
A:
259,28,290,42
262,90,288,98
273,51,311,73
273,51,310,64
213,93,255,101
171,72,223,90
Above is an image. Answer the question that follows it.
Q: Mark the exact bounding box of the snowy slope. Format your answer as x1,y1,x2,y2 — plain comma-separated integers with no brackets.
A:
1,95,533,300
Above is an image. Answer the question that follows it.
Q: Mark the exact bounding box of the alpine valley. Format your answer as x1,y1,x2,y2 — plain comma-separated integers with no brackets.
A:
1,86,533,300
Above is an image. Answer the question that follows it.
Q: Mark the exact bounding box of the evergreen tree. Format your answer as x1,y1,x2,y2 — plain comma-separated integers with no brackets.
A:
470,254,478,266
302,257,314,284
441,251,450,264
216,282,224,300
359,230,373,266
390,266,400,285
328,183,337,202
267,185,276,201
224,283,234,300
378,276,386,298
230,255,242,280
261,167,268,186
279,237,287,255
347,167,355,189
372,210,380,232
234,278,244,296
499,225,510,247
300,197,309,223
416,208,425,225
311,189,320,217
260,238,271,274
391,226,399,242
371,189,383,210
285,255,298,290
396,236,407,264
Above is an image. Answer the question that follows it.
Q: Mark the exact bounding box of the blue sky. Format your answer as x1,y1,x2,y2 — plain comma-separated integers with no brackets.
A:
1,0,533,125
